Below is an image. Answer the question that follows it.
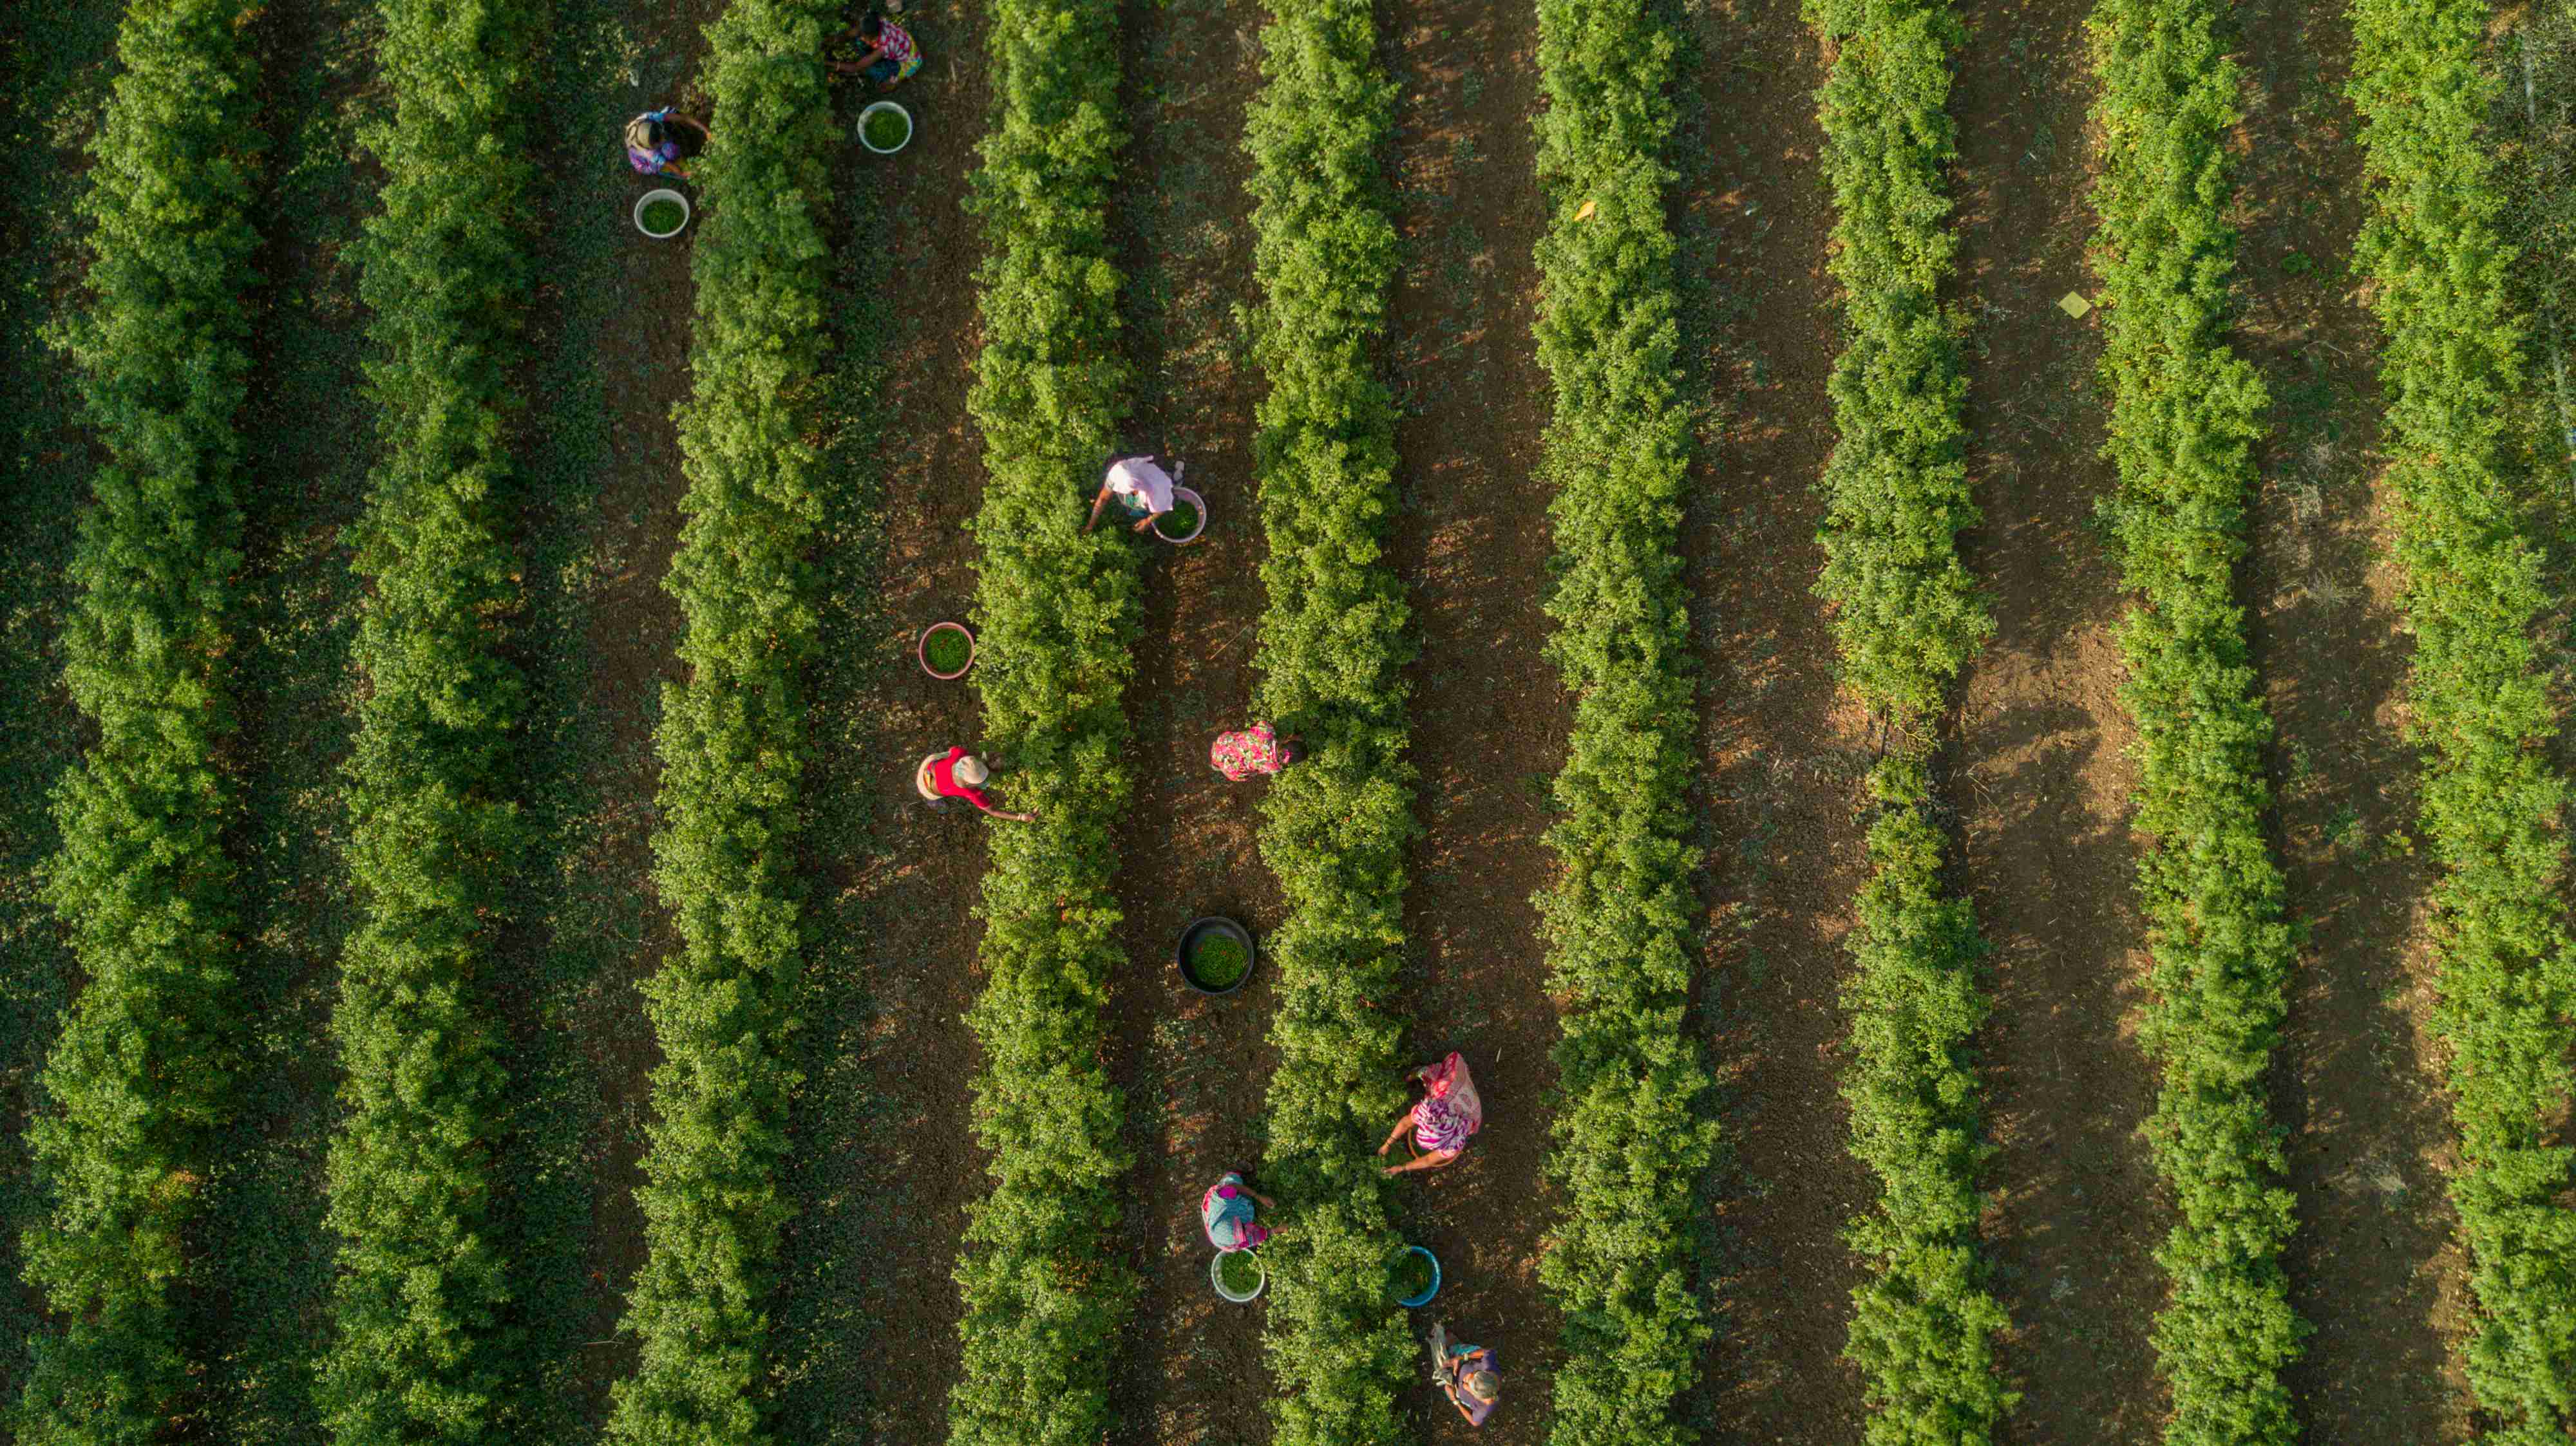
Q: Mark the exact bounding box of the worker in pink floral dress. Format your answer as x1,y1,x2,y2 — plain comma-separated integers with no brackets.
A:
1378,1052,1483,1176
1209,721,1302,782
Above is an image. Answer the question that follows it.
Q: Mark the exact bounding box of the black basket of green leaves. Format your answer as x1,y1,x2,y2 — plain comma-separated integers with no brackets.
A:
1176,916,1256,995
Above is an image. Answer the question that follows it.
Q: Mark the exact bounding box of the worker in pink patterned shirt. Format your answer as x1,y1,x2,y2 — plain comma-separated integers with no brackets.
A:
829,7,923,89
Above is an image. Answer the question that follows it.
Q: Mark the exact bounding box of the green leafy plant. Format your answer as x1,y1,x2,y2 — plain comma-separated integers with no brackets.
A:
1239,0,1419,1440
601,2,840,1442
2087,0,2306,1438
2352,2,2576,1439
314,0,538,1440
1527,2,1718,1445
14,1,261,1440
1804,2,2011,1440
943,0,1141,1440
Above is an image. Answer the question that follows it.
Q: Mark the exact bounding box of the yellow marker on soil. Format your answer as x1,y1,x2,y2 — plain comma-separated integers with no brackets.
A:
2059,292,2094,318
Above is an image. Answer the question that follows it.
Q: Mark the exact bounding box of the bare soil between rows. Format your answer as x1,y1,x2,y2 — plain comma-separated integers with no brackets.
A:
1675,1,1876,1440
1100,0,1278,1436
1382,4,1565,1441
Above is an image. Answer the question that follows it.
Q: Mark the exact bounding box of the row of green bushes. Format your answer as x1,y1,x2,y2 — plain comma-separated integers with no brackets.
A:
603,2,840,1441
2351,3,2576,1440
17,0,263,1440
1525,3,1714,1445
1803,2,2010,1440
945,0,1141,1438
1238,0,1418,1440
2085,0,2304,1438
317,0,538,1438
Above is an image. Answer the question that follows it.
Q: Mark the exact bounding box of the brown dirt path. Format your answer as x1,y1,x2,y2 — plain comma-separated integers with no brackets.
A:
2230,1,2469,1438
1382,8,1564,1443
488,0,719,1427
762,10,999,1440
1097,0,1278,1440
191,1,377,1435
1947,0,2161,1439
1672,1,1877,1438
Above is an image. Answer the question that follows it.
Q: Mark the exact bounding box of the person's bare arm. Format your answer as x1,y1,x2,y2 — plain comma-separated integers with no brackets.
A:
1249,1190,1277,1212
1382,1148,1455,1177
1132,509,1162,532
1376,1114,1411,1156
1083,484,1113,534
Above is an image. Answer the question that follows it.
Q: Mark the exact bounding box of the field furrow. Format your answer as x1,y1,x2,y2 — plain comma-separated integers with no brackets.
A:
1101,0,1276,1436
768,11,997,1445
2231,0,2467,1436
1948,0,2162,1436
1383,0,1564,1436
485,0,716,1430
1675,0,1877,1438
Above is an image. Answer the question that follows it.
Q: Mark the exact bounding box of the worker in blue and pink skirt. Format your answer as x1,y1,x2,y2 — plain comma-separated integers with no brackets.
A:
1200,1172,1278,1252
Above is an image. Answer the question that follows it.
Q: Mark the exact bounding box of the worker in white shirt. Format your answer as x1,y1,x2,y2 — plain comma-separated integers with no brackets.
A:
1083,455,1183,534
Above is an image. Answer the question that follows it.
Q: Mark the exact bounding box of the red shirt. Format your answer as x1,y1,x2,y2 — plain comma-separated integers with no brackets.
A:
931,746,998,812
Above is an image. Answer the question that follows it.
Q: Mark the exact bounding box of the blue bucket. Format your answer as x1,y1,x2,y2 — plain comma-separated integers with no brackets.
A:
1396,1245,1441,1308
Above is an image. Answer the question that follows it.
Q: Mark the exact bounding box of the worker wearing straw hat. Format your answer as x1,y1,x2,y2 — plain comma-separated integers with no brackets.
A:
1426,1322,1501,1426
915,747,1035,822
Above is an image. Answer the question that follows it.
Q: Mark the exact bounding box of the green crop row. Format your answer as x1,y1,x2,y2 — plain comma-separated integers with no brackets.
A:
1239,0,1417,1440
2351,2,2576,1440
602,2,838,1441
1806,0,1990,722
2087,0,2304,1440
1526,3,1715,1445
945,0,1139,1438
316,0,536,1439
1804,3,2010,1440
15,1,261,1440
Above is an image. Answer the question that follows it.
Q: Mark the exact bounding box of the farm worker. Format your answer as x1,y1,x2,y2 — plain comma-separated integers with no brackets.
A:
914,747,1036,822
1425,1322,1501,1427
1199,1172,1277,1252
1083,455,1181,534
625,108,708,179
1378,1051,1482,1176
828,7,923,88
1210,722,1302,781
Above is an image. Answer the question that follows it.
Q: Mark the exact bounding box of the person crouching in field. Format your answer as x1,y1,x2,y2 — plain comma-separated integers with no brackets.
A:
625,108,708,179
915,747,1035,822
828,7,923,88
1426,1322,1501,1427
1083,455,1182,535
1210,722,1302,781
1378,1051,1482,1176
1199,1172,1278,1252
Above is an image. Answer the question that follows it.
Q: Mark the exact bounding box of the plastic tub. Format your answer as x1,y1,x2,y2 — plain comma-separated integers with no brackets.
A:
918,621,974,679
1213,1250,1267,1303
1394,1244,1441,1308
1152,485,1207,544
1176,916,1256,995
858,100,914,155
634,188,690,239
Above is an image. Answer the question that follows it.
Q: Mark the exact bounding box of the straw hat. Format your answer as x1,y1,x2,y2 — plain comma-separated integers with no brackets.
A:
954,754,990,787
1463,1371,1501,1404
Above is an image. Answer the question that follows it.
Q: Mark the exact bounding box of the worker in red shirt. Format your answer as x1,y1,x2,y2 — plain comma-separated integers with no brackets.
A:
914,747,1035,822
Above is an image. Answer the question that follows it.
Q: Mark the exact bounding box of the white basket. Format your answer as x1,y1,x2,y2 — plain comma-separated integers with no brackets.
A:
1211,1250,1266,1303
634,188,690,238
858,100,914,155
